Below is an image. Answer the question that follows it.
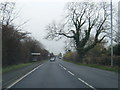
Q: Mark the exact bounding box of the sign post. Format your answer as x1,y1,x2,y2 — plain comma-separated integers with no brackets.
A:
31,53,41,61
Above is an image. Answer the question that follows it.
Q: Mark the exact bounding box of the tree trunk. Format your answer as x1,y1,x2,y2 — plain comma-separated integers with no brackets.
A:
76,48,85,63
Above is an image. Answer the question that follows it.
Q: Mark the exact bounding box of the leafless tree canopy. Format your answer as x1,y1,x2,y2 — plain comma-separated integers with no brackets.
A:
45,2,111,61
0,2,16,26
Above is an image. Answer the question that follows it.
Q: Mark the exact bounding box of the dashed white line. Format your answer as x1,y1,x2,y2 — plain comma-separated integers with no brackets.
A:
59,64,66,70
59,64,96,90
59,64,64,68
78,78,96,90
68,71,74,76
7,64,43,88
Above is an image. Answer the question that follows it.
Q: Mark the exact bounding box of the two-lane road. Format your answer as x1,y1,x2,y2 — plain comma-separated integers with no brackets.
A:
10,58,119,89
11,59,89,88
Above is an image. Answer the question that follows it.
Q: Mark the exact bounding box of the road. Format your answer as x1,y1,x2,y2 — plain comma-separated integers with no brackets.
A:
10,58,119,89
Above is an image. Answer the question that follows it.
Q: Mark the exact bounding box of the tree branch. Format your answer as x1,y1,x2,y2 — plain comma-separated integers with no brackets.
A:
98,35,106,43
97,16,107,31
70,30,76,35
56,33,75,39
72,10,77,29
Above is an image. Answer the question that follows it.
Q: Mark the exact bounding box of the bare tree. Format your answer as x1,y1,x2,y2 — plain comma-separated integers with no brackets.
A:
0,2,29,29
45,2,111,62
0,2,16,26
1,2,49,66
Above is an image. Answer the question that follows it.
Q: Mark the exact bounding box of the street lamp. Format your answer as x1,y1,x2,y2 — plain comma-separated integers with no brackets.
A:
110,0,113,67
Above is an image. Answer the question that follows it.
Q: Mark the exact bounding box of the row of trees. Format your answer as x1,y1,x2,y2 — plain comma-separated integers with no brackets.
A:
1,2,49,67
45,2,119,66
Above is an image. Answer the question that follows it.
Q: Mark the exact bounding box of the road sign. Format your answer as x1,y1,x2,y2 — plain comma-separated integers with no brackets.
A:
31,53,41,56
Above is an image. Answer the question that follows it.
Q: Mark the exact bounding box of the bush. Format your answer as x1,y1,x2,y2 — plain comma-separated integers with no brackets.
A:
83,56,120,66
63,51,79,61
63,51,120,66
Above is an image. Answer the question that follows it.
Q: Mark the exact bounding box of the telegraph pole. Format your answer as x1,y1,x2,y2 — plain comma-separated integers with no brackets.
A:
110,0,113,67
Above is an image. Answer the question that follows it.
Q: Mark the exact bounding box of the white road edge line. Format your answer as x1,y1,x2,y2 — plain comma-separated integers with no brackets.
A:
60,65,63,68
7,64,43,88
78,78,96,90
63,67,66,70
68,71,74,76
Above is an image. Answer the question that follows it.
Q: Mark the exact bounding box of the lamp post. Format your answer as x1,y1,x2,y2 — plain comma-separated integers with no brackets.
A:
110,0,113,67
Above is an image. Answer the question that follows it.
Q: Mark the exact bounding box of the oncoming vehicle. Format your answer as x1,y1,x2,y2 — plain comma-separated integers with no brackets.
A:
50,57,55,62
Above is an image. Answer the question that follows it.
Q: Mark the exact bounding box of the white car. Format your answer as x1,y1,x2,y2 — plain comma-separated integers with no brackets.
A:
50,58,55,62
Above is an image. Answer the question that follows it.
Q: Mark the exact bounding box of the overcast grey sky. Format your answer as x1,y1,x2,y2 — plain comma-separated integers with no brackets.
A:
15,1,66,55
9,0,119,55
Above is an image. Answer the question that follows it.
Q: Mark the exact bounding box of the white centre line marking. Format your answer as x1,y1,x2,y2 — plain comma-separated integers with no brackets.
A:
59,64,64,68
58,64,62,67
58,64,96,90
68,71,74,76
59,64,67,70
7,64,43,88
78,78,96,90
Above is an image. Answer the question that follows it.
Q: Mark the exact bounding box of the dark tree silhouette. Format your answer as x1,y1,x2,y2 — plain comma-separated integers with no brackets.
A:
45,2,110,62
1,2,49,66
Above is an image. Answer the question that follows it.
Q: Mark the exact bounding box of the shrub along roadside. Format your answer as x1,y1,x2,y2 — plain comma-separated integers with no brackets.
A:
64,59,120,73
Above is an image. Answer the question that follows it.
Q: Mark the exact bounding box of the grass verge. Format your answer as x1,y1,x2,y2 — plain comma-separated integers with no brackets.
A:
2,60,48,73
3,63,33,73
64,59,120,73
